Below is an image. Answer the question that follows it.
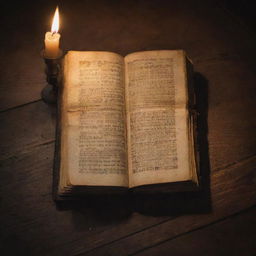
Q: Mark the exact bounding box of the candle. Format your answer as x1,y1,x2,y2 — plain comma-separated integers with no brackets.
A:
44,7,61,58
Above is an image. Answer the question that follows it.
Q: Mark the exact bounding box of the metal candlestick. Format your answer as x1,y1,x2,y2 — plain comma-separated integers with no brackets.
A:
41,50,63,104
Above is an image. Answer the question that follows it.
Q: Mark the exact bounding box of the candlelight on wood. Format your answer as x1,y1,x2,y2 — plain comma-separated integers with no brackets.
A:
44,6,61,59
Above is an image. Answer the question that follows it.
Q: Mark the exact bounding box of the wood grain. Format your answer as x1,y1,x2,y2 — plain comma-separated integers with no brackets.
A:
135,206,256,256
1,145,255,255
0,101,56,161
1,0,256,255
76,157,256,256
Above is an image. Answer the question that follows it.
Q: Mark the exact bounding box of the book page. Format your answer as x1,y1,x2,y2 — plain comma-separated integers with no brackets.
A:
125,50,191,187
60,51,128,187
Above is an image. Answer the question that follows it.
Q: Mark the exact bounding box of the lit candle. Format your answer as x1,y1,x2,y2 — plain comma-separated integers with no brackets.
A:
44,7,61,58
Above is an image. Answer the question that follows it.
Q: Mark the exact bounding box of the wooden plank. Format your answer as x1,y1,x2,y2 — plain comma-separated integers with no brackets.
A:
135,207,256,256
1,144,255,255
0,144,169,255
77,157,256,256
0,101,56,161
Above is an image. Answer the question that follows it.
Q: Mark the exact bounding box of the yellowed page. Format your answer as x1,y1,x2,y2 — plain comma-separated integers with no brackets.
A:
60,51,128,187
125,50,191,187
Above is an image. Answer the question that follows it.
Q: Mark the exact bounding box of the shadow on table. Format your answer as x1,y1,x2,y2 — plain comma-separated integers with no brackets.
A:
55,72,211,224
56,194,133,229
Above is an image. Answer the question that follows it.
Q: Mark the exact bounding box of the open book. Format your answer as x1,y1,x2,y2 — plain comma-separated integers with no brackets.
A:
56,50,199,197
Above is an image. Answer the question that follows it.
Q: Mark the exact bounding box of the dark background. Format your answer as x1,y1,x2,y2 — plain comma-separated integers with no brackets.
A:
0,0,256,255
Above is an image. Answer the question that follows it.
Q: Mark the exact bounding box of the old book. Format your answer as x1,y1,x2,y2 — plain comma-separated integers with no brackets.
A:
55,50,199,198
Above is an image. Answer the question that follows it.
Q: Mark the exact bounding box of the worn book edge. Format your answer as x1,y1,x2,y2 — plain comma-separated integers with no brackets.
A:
52,51,201,201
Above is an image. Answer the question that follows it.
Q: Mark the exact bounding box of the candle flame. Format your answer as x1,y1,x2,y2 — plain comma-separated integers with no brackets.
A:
51,6,59,34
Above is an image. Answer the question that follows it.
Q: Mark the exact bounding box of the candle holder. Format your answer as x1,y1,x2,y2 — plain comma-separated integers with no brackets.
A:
41,50,64,104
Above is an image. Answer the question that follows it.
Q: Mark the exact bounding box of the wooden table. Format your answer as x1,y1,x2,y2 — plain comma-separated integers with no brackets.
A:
1,1,256,255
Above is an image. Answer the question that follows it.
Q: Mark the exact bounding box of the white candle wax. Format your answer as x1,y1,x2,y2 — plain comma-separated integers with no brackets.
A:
44,32,61,58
